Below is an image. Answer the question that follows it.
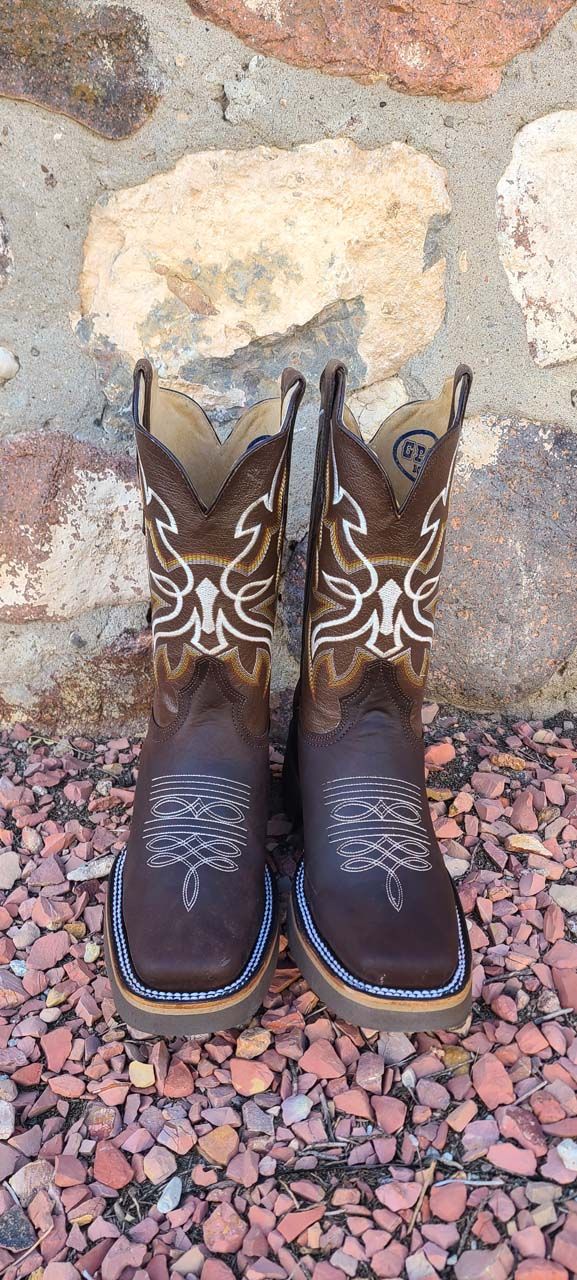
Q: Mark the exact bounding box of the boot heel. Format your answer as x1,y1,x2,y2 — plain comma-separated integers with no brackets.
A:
282,716,302,826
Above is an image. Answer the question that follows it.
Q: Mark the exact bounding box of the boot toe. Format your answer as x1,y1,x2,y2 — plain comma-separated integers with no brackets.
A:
302,872,464,996
115,843,269,997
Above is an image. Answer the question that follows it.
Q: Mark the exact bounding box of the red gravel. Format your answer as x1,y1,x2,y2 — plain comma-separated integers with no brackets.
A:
0,710,576,1279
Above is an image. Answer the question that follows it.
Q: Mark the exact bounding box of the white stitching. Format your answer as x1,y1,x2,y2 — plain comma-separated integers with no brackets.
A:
295,863,467,1000
111,849,274,1002
323,776,430,912
144,775,251,911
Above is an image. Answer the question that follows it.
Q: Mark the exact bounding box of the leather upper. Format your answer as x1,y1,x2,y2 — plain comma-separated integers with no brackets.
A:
122,362,305,994
296,362,472,995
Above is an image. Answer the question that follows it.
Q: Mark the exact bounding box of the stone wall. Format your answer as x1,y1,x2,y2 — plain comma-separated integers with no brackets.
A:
1,0,576,736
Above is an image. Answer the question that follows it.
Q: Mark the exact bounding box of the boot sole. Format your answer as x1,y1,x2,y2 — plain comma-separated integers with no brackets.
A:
104,851,280,1035
288,864,472,1032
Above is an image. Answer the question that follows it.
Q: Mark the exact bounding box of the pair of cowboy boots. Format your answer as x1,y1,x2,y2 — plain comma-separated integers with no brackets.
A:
104,357,473,1035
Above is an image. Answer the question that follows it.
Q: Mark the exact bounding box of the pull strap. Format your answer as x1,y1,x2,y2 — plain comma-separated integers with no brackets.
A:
448,363,473,432
298,360,349,681
319,358,347,431
132,358,154,432
280,366,307,429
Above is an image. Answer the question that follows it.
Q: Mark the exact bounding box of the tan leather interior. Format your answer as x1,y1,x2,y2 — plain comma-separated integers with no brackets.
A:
343,376,455,505
140,370,298,506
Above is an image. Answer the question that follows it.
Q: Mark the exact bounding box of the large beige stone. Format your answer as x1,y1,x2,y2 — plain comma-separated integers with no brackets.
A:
497,111,577,367
78,139,449,416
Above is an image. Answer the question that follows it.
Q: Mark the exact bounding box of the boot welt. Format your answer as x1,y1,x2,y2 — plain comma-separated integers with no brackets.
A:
104,851,280,1035
289,863,472,1032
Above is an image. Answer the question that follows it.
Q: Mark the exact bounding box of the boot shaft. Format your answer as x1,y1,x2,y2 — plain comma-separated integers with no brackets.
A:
300,362,472,734
133,360,305,730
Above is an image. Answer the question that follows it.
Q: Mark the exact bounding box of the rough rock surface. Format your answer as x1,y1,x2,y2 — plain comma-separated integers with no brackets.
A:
78,139,449,423
433,414,577,707
497,111,577,367
281,413,577,708
0,622,152,734
186,0,573,99
0,432,150,733
0,213,12,286
0,0,163,139
0,432,146,623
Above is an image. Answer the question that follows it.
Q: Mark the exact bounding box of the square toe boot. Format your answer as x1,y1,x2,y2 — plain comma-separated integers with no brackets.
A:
105,359,305,1034
285,360,473,1032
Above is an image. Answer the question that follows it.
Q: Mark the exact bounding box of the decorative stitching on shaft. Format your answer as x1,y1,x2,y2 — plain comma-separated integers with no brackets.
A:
324,775,431,912
144,774,251,912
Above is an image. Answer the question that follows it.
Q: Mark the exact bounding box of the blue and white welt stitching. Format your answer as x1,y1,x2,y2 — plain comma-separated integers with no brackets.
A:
110,849,274,1002
295,863,468,1000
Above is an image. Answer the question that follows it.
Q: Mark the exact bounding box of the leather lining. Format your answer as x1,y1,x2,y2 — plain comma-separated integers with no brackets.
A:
343,376,457,506
137,365,300,506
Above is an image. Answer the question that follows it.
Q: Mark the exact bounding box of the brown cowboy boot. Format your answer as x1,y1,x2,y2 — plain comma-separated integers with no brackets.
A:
105,359,305,1033
285,360,473,1031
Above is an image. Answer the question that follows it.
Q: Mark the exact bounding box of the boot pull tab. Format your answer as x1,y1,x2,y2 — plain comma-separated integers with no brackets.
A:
132,358,154,432
448,363,473,433
319,359,348,427
132,359,154,535
280,367,306,429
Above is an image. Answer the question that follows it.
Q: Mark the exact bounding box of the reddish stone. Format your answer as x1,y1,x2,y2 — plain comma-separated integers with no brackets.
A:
28,929,70,970
429,1180,467,1222
54,1155,87,1186
50,1074,85,1099
100,1236,147,1280
41,1026,73,1073
510,791,539,832
472,771,506,798
486,1142,537,1176
455,1247,511,1280
472,1055,515,1108
44,1265,82,1280
142,1145,177,1185
372,1095,407,1133
0,970,27,1009
201,1262,236,1280
377,1182,420,1213
553,968,577,1011
226,1148,260,1187
517,1264,568,1280
510,1227,546,1260
546,940,577,969
230,1058,274,1096
186,0,577,100
372,1242,409,1278
447,1100,478,1132
163,1059,194,1098
236,1027,272,1059
425,741,456,767
203,1202,248,1253
93,1141,133,1190
198,1124,239,1166
333,1088,373,1119
278,1203,325,1243
299,1039,344,1079
552,1217,577,1270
